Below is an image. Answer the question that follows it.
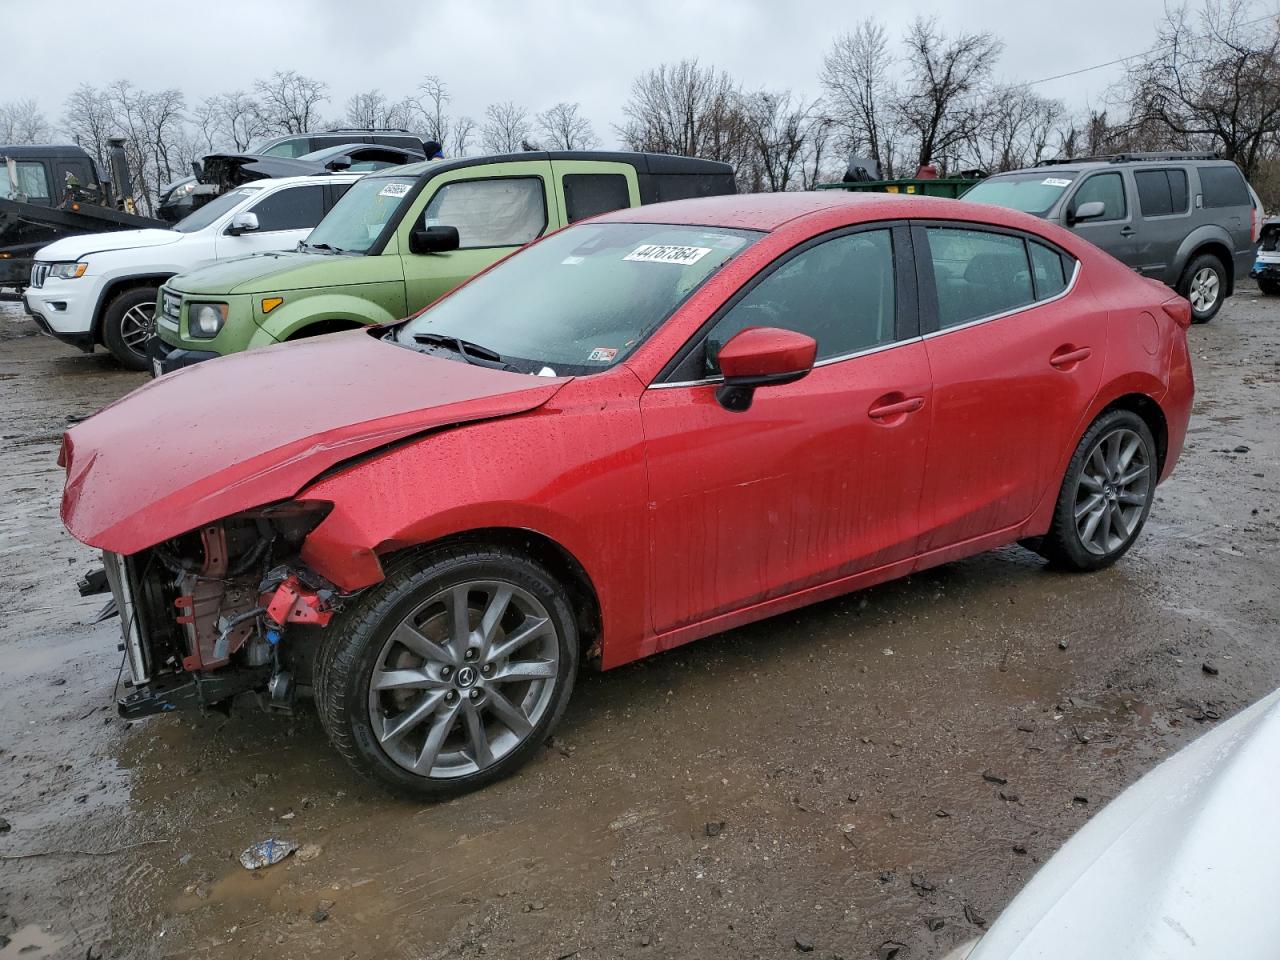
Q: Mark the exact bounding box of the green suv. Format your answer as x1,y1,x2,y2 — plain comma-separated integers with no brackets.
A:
150,151,735,373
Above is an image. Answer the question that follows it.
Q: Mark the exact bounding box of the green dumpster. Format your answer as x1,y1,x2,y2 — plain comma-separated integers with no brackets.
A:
815,177,979,198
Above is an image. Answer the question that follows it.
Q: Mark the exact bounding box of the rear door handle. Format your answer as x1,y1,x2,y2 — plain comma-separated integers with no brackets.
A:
1119,226,1136,237
1050,346,1093,368
868,396,925,420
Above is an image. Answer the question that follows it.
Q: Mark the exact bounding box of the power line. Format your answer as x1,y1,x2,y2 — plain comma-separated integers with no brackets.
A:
1027,11,1277,86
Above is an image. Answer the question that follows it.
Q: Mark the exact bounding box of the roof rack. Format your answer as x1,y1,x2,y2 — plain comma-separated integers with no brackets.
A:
1036,151,1220,167
322,127,414,134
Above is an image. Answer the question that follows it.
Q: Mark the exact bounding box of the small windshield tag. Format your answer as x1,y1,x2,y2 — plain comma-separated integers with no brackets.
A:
624,244,711,266
1042,178,1072,188
587,347,618,362
379,182,411,198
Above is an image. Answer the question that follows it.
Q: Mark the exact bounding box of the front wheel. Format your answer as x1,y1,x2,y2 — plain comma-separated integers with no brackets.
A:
101,286,157,370
315,545,579,799
1034,410,1157,572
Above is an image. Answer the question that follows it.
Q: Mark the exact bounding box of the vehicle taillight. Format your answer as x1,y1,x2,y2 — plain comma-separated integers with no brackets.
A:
1252,205,1260,245
1163,298,1192,329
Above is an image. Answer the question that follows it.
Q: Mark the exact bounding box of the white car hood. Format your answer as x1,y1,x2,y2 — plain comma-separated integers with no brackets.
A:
971,688,1280,960
37,228,182,262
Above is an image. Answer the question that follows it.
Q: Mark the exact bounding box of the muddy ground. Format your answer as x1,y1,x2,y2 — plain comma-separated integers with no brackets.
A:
0,288,1277,960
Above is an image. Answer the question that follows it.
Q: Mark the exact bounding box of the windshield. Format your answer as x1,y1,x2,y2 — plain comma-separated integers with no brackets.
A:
305,176,415,254
395,221,762,376
963,171,1079,216
172,186,260,233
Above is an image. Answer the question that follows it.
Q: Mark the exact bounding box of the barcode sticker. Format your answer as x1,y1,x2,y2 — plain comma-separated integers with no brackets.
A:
624,244,712,266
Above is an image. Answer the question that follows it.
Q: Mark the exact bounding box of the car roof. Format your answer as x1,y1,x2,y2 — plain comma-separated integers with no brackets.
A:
0,144,91,160
990,156,1241,176
253,172,364,189
596,190,1030,232
362,150,735,182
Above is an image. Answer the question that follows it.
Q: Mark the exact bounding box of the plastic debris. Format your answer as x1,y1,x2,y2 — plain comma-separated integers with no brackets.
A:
239,838,298,870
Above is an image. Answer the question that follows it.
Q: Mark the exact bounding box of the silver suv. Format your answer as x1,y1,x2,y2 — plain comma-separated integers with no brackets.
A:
963,152,1258,322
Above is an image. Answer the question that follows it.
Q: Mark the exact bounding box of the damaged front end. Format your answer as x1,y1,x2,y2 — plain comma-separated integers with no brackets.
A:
89,501,344,720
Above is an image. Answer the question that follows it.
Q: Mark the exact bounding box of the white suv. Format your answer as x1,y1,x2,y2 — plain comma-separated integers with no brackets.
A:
23,173,361,370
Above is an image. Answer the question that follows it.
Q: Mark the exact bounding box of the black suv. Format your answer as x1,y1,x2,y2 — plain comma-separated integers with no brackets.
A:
158,128,432,223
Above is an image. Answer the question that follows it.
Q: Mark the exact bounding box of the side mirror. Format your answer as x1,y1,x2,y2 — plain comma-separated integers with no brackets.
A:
1069,200,1106,225
324,157,353,171
714,326,817,412
226,211,259,236
410,225,460,254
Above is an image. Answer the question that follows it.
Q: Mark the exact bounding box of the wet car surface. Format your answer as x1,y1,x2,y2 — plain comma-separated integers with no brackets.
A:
1,286,1278,959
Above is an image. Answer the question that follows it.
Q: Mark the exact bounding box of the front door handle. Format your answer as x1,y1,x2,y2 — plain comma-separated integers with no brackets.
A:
1119,226,1136,237
868,396,925,420
1050,345,1093,369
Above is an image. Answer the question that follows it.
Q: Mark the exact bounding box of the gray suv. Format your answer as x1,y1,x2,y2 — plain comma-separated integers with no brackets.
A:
963,153,1257,322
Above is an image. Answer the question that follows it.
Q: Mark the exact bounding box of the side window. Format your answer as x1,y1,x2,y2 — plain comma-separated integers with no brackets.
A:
563,174,630,223
423,177,547,248
1072,173,1126,221
1198,165,1250,208
246,185,325,231
13,161,51,201
704,229,896,374
926,227,1034,329
1029,241,1073,300
1135,169,1190,218
261,138,309,159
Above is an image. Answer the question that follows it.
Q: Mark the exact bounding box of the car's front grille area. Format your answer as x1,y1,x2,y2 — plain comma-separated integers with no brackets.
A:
29,262,50,288
160,288,182,328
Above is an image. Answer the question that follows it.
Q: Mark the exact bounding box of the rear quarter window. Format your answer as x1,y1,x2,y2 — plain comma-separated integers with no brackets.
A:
563,174,631,223
1198,165,1250,208
1135,169,1189,217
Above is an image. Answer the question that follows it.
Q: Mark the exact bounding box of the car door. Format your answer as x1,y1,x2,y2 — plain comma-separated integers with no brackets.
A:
1065,170,1138,267
399,163,555,312
215,183,326,259
914,223,1107,553
640,224,932,634
1132,168,1192,283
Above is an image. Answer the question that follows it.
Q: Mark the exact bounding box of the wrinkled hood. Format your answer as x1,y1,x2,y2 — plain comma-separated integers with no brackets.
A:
38,228,180,262
970,688,1280,960
61,330,569,555
167,250,370,295
197,153,327,190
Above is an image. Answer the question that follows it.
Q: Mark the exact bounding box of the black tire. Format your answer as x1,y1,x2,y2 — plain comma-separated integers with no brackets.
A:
1035,409,1157,572
1259,278,1280,297
1178,253,1226,323
315,544,579,799
101,286,157,370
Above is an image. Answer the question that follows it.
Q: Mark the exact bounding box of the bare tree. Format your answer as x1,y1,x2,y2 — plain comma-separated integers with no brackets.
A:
821,20,896,175
252,70,329,134
618,59,746,163
0,99,51,144
344,89,414,130
62,83,117,170
738,90,818,191
964,84,1064,171
481,101,532,153
536,102,599,150
895,17,1002,171
192,91,269,152
1125,0,1280,179
449,115,476,157
410,77,474,155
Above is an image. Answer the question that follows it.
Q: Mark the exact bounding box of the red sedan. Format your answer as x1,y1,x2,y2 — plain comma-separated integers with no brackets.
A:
60,192,1194,796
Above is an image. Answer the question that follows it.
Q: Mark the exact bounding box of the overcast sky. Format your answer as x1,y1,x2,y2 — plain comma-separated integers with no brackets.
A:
10,0,1172,144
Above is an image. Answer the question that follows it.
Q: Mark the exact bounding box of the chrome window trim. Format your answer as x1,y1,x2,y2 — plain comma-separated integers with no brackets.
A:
647,336,920,390
922,257,1081,340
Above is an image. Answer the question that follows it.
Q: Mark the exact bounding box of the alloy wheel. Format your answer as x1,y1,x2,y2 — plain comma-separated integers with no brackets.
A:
120,303,155,356
1189,266,1220,314
367,580,560,779
1073,427,1151,556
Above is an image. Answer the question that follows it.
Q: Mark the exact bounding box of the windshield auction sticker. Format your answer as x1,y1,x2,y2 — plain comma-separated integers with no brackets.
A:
624,244,712,266
1041,178,1072,188
379,182,412,198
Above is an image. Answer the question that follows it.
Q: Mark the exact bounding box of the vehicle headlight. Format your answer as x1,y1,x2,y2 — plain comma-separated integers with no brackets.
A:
188,302,228,339
48,261,88,280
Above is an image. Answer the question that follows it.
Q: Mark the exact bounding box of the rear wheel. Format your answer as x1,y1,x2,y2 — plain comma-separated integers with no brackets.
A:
101,286,157,370
1035,410,1157,572
315,545,579,799
1179,254,1225,323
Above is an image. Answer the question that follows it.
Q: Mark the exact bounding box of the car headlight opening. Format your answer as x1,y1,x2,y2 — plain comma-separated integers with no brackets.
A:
48,261,88,280
189,302,228,339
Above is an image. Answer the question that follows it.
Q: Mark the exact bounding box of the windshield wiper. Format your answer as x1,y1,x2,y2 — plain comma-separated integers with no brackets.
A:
301,241,345,254
412,332,509,369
